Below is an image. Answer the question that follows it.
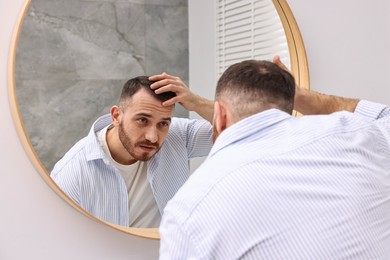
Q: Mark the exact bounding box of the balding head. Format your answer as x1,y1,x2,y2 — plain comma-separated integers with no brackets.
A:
215,60,295,122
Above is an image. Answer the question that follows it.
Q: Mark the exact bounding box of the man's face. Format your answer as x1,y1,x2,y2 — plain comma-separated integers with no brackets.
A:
116,88,174,162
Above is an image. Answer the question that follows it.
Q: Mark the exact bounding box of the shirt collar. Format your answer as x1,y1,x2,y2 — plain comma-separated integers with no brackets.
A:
85,114,112,162
209,109,291,157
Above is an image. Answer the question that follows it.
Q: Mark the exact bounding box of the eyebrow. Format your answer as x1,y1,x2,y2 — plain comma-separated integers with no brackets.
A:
136,113,172,122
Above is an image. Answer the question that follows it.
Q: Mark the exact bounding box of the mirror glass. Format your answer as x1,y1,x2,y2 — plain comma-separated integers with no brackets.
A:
11,0,308,239
15,0,190,172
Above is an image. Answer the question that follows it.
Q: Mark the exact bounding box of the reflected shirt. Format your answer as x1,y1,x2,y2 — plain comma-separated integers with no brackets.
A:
51,114,213,226
160,100,390,260
97,125,160,228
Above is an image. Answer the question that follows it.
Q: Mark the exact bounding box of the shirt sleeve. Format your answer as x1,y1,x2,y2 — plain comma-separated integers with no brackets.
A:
181,118,213,158
51,162,81,205
354,100,390,120
355,100,390,147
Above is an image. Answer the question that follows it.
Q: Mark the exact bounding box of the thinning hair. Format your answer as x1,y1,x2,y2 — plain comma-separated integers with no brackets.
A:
119,76,176,109
215,60,295,120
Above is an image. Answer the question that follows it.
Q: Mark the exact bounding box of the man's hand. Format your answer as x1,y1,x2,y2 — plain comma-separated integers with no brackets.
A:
273,55,290,72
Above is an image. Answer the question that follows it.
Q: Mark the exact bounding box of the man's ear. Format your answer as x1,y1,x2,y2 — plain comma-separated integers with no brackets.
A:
214,101,227,134
111,106,120,126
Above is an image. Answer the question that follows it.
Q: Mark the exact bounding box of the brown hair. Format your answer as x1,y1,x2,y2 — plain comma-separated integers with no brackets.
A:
216,60,295,117
119,76,176,107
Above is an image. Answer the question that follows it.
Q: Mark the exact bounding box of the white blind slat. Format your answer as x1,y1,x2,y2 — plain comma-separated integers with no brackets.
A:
216,0,291,77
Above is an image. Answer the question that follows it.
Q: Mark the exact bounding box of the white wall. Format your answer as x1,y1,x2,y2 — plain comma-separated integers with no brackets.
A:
0,1,159,259
188,0,216,171
1,0,390,259
287,0,390,104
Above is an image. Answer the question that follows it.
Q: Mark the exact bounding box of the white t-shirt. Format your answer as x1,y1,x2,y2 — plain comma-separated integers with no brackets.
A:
97,125,161,228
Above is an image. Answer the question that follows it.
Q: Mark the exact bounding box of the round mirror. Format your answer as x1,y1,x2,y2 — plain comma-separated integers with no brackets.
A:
9,0,309,240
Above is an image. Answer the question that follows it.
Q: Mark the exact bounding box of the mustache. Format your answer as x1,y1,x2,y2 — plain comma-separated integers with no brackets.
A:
136,141,159,148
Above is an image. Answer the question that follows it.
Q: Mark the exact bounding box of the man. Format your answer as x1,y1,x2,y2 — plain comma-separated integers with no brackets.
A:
160,59,390,259
51,74,214,228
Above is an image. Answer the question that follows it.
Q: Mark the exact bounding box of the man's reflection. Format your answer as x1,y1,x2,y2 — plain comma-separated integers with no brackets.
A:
51,74,214,227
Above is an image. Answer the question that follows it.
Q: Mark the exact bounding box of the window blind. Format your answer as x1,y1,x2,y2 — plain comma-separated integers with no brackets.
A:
216,0,290,76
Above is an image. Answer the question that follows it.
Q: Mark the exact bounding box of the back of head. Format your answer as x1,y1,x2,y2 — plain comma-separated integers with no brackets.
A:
215,60,295,120
119,76,176,108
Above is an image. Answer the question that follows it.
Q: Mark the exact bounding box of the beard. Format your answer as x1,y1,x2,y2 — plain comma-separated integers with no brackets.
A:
118,122,160,161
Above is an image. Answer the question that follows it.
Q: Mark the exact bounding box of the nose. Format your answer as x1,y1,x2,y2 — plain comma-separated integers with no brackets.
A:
145,126,158,143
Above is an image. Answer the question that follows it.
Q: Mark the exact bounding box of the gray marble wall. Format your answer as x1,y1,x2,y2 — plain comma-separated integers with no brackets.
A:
15,0,189,172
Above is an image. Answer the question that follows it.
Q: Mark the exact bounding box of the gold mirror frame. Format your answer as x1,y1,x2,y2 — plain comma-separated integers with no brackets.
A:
8,0,309,240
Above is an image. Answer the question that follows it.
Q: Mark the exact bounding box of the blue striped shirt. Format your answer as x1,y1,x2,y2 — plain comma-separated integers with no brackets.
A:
51,114,213,226
160,100,390,259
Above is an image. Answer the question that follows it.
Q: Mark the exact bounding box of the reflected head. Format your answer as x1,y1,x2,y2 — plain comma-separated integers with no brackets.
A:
119,76,176,109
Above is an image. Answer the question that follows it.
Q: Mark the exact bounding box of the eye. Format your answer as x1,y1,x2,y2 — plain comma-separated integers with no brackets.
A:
137,117,148,124
159,121,170,128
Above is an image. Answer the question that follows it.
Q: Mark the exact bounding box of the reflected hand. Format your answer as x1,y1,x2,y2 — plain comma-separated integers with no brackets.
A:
149,73,200,111
149,72,214,122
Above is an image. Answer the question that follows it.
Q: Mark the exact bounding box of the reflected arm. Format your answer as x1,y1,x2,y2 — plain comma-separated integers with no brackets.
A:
181,92,214,122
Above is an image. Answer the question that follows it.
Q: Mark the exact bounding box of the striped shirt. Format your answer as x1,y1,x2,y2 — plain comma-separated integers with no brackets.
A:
51,114,213,226
160,100,390,260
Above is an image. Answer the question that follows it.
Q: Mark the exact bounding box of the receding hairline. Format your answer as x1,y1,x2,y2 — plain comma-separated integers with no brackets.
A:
119,76,176,108
119,87,175,111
